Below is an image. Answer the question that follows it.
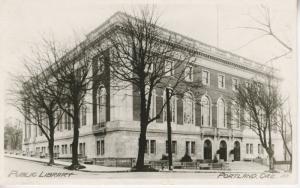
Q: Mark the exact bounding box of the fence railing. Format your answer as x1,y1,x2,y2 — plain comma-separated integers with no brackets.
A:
93,157,136,167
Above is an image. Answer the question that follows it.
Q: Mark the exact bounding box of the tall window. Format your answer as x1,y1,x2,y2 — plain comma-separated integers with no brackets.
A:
97,56,105,73
201,95,211,126
81,105,87,126
202,70,210,85
96,141,100,155
217,98,226,128
218,74,225,89
166,140,177,154
191,141,195,154
244,110,253,127
97,87,106,124
232,78,239,91
165,61,174,76
231,101,240,129
183,92,194,125
101,140,105,155
150,140,156,154
163,90,176,123
185,66,193,82
146,87,156,120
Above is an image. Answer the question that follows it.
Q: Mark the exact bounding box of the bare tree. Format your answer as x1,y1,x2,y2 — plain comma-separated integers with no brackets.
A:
235,5,292,63
4,120,22,151
10,58,64,165
276,106,293,171
99,7,198,171
235,73,283,172
43,36,104,170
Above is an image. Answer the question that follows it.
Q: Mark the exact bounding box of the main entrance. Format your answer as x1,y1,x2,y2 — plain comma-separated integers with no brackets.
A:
219,140,227,161
233,141,241,161
203,140,212,160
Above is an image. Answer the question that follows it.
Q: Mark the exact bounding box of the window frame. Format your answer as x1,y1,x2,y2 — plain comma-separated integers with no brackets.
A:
165,60,175,76
232,77,240,91
185,65,194,82
202,70,210,86
218,73,226,89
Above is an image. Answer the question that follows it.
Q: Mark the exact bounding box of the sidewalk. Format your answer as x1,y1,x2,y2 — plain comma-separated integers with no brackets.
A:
5,154,131,173
5,154,281,174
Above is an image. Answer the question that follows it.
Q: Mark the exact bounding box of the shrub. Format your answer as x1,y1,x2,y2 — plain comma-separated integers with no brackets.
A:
180,153,192,162
161,154,168,160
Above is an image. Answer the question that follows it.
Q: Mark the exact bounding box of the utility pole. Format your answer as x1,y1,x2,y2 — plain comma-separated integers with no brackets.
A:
166,88,173,170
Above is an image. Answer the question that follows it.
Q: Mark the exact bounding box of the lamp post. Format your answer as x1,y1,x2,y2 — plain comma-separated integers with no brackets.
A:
166,88,173,170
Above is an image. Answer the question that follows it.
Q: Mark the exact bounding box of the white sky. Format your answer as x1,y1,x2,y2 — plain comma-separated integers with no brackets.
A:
0,0,297,122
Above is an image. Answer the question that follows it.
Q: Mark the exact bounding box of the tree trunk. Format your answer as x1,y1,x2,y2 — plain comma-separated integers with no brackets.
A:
268,118,274,171
136,89,148,171
289,155,292,172
71,104,80,167
136,124,147,171
48,114,55,165
48,136,55,165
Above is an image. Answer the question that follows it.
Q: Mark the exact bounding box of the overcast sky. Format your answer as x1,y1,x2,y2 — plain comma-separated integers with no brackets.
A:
0,0,297,121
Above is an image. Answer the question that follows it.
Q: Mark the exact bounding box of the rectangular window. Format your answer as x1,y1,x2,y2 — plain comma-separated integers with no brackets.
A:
245,81,250,88
172,141,177,154
185,66,193,82
258,144,261,154
218,74,225,89
185,141,190,154
70,144,72,154
145,140,149,154
232,78,239,91
246,144,249,154
82,106,87,126
79,143,82,154
166,140,177,154
150,140,156,154
101,140,105,155
191,141,195,154
61,145,64,154
165,61,174,76
96,141,100,155
250,144,253,154
202,70,210,85
64,114,68,130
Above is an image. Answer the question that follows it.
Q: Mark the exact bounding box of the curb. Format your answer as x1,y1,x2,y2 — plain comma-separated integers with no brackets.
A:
5,155,130,173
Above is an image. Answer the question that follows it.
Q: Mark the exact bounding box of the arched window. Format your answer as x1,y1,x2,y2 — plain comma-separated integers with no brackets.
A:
231,101,240,129
217,98,226,128
201,95,211,126
163,89,176,123
183,92,194,125
97,87,106,124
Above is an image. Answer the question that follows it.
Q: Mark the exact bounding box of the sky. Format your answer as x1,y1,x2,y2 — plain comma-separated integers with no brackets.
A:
0,0,297,123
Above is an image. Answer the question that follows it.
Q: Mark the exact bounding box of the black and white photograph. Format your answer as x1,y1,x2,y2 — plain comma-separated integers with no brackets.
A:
0,0,297,186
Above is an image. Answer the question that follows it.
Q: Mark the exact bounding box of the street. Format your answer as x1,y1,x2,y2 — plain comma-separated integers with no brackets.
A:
2,156,292,185
3,157,216,179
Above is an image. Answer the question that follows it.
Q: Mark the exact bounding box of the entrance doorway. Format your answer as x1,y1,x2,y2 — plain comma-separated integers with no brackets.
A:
203,140,212,160
219,140,227,161
233,141,241,161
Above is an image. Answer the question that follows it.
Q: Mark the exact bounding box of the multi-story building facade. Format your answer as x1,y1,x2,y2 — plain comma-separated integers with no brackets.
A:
22,12,284,163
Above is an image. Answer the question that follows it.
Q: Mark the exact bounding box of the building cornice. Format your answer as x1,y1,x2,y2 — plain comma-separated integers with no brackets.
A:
86,12,278,76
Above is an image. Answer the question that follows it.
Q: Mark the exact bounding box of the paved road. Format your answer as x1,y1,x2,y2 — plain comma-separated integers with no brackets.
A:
3,157,216,179
3,157,289,185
